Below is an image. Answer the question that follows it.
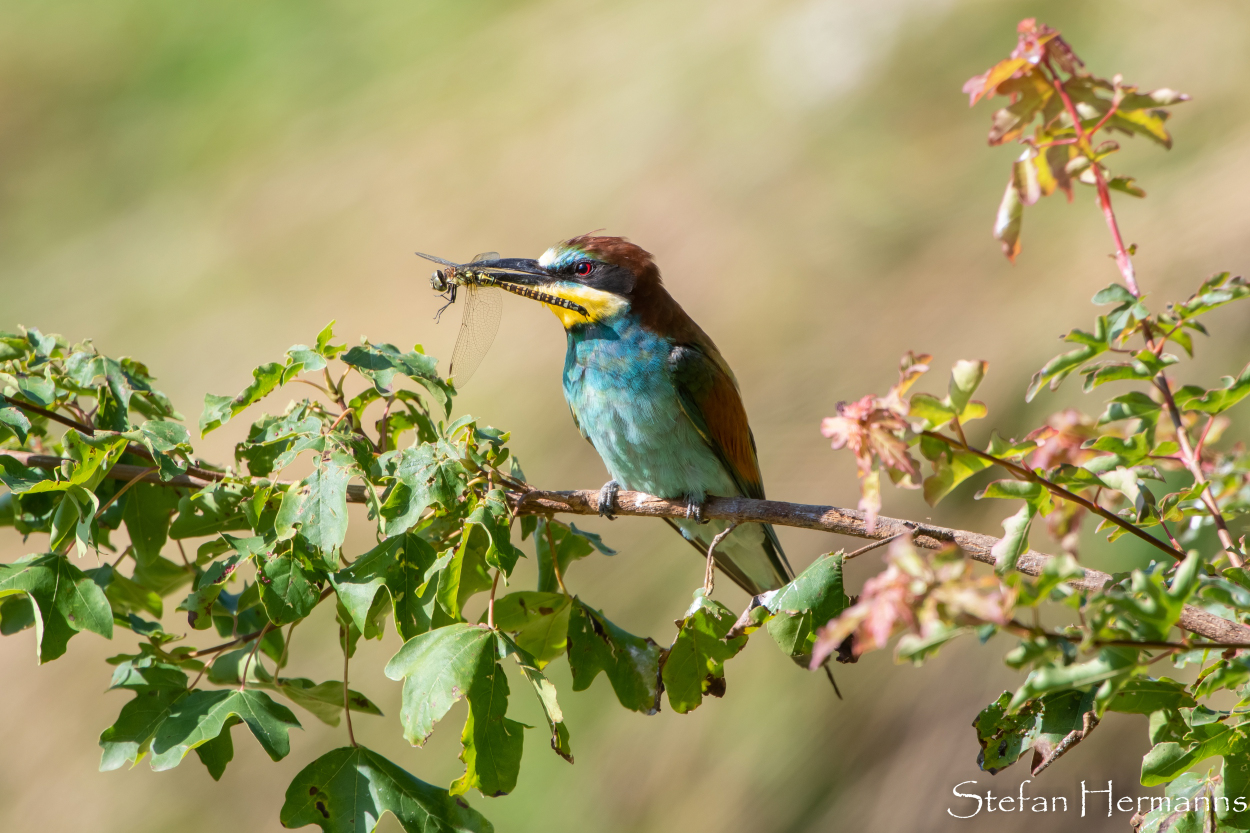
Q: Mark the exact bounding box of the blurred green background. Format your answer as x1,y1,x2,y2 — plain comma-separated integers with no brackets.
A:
3,0,1249,830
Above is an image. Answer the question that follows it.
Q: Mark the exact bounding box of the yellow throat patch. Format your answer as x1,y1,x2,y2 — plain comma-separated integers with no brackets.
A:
541,283,628,328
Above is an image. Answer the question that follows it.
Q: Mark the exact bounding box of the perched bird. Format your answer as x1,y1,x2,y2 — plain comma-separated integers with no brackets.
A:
479,234,792,597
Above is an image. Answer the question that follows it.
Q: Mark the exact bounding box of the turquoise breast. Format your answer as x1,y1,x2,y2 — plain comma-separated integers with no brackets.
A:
561,314,738,502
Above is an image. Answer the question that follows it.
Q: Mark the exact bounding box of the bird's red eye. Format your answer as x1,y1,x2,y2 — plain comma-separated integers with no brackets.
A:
574,262,593,277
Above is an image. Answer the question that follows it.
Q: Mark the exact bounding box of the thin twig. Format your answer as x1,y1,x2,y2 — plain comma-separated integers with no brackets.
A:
111,544,134,568
844,532,908,561
94,466,158,520
703,524,738,596
543,518,570,595
238,623,271,691
2,394,96,436
921,430,1186,562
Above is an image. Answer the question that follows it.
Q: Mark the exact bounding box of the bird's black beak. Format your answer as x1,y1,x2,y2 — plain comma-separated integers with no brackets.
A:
470,258,549,285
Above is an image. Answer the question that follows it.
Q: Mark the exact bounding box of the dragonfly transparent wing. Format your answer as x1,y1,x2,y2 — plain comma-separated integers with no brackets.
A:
470,252,499,263
448,283,503,386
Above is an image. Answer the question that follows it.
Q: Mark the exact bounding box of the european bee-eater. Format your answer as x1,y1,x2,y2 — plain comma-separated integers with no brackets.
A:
478,234,792,597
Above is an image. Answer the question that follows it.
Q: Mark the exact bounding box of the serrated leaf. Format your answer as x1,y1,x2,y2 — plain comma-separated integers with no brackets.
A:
974,689,1096,775
280,745,492,833
923,450,993,506
341,343,452,414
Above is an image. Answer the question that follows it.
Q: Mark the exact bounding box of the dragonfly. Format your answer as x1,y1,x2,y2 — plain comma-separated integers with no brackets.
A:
417,251,588,386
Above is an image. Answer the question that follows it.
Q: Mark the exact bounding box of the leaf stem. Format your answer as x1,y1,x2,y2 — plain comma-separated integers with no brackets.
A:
343,622,356,747
703,523,738,596
1041,58,1139,295
544,518,570,596
94,466,158,520
487,570,501,629
239,623,271,691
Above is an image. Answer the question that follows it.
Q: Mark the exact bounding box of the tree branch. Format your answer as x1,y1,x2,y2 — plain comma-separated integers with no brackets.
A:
5,449,1247,645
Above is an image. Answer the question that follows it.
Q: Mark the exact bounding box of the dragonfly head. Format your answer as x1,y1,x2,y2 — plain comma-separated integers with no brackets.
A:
477,235,661,329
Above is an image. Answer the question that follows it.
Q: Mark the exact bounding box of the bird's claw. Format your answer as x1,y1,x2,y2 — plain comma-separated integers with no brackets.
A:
597,480,619,520
685,498,707,525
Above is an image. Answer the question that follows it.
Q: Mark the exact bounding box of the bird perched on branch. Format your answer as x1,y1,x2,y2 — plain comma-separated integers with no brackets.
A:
474,234,792,597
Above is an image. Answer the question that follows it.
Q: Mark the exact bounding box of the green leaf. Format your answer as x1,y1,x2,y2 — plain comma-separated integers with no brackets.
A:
0,553,113,662
99,687,185,771
331,534,439,641
207,651,382,727
179,553,244,630
488,591,572,669
947,360,988,415
992,505,1035,574
276,452,357,558
341,343,452,414
566,599,660,714
377,444,466,536
194,724,235,781
1026,317,1108,401
88,564,163,619
450,660,525,798
923,450,993,506
907,393,955,428
534,519,613,593
462,490,523,575
259,550,322,626
122,483,180,567
437,529,494,622
383,623,499,745
1185,363,1250,415
662,590,746,714
1104,677,1195,715
1142,721,1237,786
765,553,850,659
149,688,300,771
280,745,492,833
1173,272,1250,320
974,689,1096,774
1099,391,1161,425
506,638,572,763
124,420,192,479
0,405,31,443
1219,730,1250,828
200,362,285,436
1010,647,1141,710
170,483,249,540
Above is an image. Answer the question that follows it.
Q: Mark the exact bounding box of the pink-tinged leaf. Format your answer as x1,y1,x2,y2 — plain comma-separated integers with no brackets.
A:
994,177,1023,262
810,537,1015,668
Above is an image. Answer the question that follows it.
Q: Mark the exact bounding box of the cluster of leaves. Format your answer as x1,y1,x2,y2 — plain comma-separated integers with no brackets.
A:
0,322,848,832
817,19,1250,833
963,17,1190,260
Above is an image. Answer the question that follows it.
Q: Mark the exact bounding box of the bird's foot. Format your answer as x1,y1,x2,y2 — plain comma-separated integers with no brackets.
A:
684,497,707,525
596,480,620,520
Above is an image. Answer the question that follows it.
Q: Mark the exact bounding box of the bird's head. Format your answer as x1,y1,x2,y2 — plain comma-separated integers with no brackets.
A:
484,234,662,329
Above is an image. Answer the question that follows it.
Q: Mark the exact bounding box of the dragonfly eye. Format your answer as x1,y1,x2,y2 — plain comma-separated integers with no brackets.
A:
574,261,593,277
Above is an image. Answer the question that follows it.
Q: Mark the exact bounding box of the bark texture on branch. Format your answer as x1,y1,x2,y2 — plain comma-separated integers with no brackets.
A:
5,450,1248,644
